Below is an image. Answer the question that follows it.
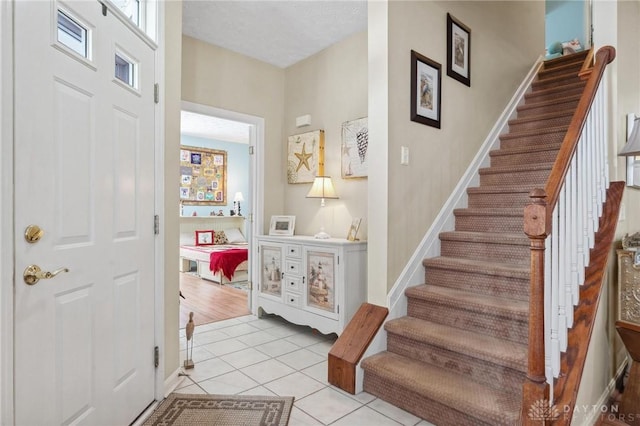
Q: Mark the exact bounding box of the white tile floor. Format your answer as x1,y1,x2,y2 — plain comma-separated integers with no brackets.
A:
177,314,435,426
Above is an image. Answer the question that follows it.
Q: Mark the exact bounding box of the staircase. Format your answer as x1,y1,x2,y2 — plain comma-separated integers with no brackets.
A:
361,51,590,425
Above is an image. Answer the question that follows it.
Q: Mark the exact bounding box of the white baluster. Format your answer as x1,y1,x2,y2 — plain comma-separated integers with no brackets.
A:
551,204,560,377
558,184,568,351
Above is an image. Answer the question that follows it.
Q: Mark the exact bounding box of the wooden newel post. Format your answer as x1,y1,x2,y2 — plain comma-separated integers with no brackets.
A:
521,189,551,425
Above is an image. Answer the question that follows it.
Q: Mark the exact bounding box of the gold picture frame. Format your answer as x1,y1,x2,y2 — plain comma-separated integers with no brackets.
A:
346,217,362,241
287,130,324,184
180,145,227,205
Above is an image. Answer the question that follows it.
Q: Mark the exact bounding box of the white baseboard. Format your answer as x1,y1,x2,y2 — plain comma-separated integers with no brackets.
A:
572,360,628,426
164,367,187,397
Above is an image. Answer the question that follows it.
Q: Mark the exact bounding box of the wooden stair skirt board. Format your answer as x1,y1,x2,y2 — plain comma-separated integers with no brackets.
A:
328,303,388,394
359,50,614,425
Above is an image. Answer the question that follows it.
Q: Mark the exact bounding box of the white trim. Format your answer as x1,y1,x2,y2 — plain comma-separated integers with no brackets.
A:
153,0,165,404
573,360,628,426
163,367,186,397
0,1,14,424
353,55,544,393
179,101,265,316
130,401,160,426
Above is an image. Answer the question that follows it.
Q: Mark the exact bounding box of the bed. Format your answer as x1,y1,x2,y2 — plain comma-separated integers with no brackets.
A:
180,244,249,284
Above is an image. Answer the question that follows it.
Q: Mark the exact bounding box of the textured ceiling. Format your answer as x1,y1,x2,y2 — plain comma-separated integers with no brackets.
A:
182,0,368,69
181,1,367,142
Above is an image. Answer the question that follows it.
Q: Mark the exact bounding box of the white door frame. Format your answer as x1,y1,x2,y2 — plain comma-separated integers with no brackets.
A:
0,1,166,421
180,100,265,315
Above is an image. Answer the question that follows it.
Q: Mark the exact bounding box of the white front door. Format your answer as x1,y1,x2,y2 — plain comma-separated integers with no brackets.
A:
14,1,156,424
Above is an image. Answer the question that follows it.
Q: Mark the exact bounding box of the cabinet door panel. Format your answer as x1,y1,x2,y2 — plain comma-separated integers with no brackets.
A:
304,248,339,319
259,244,283,299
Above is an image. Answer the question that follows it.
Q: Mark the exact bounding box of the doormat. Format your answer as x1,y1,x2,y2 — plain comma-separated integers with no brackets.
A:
143,393,294,426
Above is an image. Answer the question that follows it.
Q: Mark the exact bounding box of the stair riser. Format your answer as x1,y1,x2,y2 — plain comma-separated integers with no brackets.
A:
479,168,550,186
467,192,531,209
439,239,530,267
538,64,581,79
455,215,523,233
387,333,526,395
407,298,528,343
363,374,496,426
508,115,572,133
424,268,529,301
499,131,565,149
531,75,582,91
525,85,585,104
490,149,560,167
517,100,579,118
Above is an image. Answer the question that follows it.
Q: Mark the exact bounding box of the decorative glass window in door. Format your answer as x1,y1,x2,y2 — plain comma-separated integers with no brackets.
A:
306,251,335,312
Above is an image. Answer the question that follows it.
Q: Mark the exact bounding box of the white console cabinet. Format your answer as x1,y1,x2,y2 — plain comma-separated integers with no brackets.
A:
256,235,367,335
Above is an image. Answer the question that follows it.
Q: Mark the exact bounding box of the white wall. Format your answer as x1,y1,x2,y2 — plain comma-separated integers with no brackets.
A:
377,1,545,292
283,32,368,240
181,36,286,234
163,0,182,380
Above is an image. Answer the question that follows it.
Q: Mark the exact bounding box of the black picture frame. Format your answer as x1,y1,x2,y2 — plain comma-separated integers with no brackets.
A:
447,13,471,87
410,50,442,129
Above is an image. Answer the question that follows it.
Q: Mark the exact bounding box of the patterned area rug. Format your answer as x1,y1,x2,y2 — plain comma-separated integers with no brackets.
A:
143,393,294,426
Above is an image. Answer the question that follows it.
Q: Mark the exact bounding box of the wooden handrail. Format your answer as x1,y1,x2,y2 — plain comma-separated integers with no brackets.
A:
521,46,616,425
543,46,615,227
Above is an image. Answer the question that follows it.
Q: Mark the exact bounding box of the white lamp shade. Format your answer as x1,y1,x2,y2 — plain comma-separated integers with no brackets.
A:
620,116,640,156
306,176,338,199
234,192,244,202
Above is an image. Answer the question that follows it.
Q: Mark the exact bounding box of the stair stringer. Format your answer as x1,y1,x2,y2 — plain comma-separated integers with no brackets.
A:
353,55,544,394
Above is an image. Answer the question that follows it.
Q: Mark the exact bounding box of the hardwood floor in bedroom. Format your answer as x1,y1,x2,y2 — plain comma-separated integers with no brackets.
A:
179,272,250,329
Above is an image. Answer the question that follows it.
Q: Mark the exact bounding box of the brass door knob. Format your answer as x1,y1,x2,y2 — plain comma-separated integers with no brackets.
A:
23,265,69,285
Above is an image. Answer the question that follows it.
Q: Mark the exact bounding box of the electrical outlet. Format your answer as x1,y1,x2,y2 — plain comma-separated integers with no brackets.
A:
619,203,626,221
401,146,409,165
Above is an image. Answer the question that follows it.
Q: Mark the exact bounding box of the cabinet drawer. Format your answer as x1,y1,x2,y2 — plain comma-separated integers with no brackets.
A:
285,260,301,275
285,292,301,307
285,276,301,292
286,244,302,259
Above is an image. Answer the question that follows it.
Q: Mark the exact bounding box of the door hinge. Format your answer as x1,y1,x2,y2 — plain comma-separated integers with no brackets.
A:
337,305,340,314
249,146,254,155
248,281,253,290
154,215,160,235
100,2,107,16
154,346,159,368
154,83,159,104
248,213,253,222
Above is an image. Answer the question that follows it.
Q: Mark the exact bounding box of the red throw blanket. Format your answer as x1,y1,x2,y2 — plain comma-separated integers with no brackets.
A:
209,248,248,280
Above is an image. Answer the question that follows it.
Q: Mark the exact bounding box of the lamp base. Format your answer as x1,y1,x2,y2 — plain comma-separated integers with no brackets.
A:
314,230,331,239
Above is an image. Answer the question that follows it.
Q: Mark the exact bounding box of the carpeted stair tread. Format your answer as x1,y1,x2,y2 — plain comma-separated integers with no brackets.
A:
406,285,528,319
439,231,529,246
508,109,574,126
423,256,529,279
543,49,589,66
532,70,582,85
499,124,568,140
467,184,538,194
538,60,583,78
362,351,521,425
517,94,581,112
453,207,523,216
385,317,528,372
524,82,586,103
490,141,562,157
479,162,554,175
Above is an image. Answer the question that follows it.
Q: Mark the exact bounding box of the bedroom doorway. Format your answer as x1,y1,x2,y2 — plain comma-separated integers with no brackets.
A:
178,102,264,328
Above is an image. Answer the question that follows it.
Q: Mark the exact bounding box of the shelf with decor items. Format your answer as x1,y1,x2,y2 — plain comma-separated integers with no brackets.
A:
256,235,367,336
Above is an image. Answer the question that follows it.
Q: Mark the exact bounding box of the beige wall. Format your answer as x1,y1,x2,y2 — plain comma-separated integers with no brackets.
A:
283,32,368,238
163,0,182,379
181,36,286,232
371,1,545,295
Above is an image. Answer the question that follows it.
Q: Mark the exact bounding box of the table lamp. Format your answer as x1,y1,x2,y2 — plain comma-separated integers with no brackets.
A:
306,176,338,239
234,192,244,216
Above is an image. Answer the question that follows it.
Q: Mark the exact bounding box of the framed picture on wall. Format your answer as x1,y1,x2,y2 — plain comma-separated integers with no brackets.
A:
341,117,368,178
287,130,324,184
410,50,441,128
446,13,471,87
180,145,227,206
